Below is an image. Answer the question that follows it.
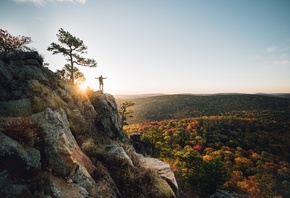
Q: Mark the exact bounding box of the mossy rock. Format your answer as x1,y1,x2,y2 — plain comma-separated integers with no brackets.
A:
0,99,32,116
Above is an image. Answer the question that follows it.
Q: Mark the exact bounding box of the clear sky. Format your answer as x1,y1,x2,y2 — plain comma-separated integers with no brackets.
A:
1,0,290,95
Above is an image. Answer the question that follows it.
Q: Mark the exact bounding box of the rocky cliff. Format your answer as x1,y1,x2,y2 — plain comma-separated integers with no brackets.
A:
0,52,179,198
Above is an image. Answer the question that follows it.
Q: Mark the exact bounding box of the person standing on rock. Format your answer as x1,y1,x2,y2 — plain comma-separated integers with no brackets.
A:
95,75,107,91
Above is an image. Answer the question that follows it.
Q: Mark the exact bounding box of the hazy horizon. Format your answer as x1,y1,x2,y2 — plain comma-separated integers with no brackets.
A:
1,0,290,95
112,92,290,98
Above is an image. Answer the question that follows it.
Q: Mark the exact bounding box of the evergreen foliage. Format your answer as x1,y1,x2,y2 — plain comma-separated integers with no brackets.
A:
119,101,135,127
56,63,86,85
47,28,97,84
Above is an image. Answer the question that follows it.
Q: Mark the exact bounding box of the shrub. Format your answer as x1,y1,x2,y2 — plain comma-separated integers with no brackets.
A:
81,138,97,154
0,29,32,53
2,117,41,147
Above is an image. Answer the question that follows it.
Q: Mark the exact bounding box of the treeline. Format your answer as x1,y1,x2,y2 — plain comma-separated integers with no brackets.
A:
124,115,290,197
116,94,290,124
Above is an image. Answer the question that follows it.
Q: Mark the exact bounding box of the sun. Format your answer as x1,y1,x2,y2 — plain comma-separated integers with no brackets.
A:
78,82,88,92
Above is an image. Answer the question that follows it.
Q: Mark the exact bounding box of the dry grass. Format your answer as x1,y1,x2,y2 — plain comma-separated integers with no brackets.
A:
2,117,42,147
28,80,65,113
101,146,174,198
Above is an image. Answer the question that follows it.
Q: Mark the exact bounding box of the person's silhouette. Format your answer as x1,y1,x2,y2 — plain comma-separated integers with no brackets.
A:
95,75,107,91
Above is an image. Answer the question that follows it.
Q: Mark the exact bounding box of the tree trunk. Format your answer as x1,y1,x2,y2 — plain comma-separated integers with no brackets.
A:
69,50,74,85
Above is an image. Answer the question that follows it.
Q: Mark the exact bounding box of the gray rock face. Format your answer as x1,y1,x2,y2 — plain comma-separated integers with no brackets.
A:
133,152,179,196
91,93,122,138
106,145,134,166
0,51,180,197
0,51,47,102
3,51,43,65
41,173,91,198
106,145,179,197
0,132,41,173
31,108,98,197
18,64,47,82
0,61,14,87
0,132,41,197
0,99,31,116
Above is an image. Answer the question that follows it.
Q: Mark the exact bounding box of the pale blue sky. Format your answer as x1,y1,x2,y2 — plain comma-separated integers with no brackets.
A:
1,0,290,94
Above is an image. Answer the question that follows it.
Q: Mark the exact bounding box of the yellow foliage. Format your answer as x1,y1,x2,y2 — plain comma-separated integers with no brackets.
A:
251,152,261,160
203,155,214,161
237,176,263,198
235,157,254,167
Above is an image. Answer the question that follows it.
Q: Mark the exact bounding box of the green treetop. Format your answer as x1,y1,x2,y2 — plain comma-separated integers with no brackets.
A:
47,28,97,84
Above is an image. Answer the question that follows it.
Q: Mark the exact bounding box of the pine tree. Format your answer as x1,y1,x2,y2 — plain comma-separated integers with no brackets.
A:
119,101,135,127
47,28,97,84
56,64,86,85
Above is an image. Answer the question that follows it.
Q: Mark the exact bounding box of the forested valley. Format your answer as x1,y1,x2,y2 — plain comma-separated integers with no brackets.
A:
118,94,290,197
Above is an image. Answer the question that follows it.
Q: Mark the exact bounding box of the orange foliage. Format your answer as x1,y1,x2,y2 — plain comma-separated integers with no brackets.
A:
237,176,263,198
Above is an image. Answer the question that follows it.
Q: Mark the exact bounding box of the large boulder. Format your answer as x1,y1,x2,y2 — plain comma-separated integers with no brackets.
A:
91,93,122,138
134,152,179,196
0,132,41,176
0,132,41,197
106,145,134,166
31,108,98,197
106,145,179,197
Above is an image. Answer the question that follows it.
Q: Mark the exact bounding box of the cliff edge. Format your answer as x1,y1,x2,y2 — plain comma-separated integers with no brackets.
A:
0,52,178,198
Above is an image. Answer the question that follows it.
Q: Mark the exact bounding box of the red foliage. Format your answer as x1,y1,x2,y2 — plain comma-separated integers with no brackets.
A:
193,144,203,152
167,128,174,133
247,149,254,154
0,29,32,53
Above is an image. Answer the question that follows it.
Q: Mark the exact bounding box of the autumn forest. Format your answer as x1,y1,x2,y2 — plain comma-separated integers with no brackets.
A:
119,94,290,197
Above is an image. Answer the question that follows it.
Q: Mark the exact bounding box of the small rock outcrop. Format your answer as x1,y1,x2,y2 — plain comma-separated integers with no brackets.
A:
108,145,179,197
134,152,179,196
0,52,47,103
210,189,250,198
91,93,122,139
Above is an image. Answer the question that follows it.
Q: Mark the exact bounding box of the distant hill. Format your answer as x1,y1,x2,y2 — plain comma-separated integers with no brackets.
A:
113,93,165,99
116,93,290,124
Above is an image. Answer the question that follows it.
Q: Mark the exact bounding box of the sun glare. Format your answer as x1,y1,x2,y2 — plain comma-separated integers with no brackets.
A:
78,82,88,92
